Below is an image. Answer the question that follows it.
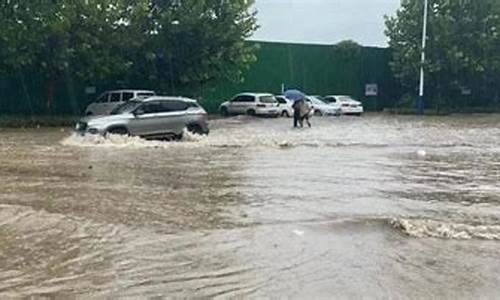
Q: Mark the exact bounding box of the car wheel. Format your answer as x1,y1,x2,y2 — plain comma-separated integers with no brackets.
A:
247,109,256,116
107,127,129,136
314,110,323,117
174,133,183,140
187,123,205,135
220,107,229,116
281,111,290,118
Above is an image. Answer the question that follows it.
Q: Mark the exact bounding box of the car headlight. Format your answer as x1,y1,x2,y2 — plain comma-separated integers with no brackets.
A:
75,122,87,131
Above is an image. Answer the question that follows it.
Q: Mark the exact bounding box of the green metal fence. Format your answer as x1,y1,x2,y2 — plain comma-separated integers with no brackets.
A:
200,41,400,113
0,41,400,115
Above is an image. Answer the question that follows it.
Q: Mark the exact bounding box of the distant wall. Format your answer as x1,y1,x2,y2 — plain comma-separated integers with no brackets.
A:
200,41,401,113
0,41,400,115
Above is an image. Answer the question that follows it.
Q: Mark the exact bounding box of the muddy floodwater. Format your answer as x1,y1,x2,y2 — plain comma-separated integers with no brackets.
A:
1,114,500,298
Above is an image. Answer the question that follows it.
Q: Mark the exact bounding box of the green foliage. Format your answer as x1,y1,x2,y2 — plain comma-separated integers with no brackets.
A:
138,0,258,95
397,93,417,109
0,0,149,81
385,0,500,109
0,0,258,108
332,40,362,60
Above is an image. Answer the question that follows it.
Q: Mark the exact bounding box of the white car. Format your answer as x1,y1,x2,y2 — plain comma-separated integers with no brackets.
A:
306,96,341,116
219,93,280,117
275,95,294,117
323,95,364,116
84,89,156,116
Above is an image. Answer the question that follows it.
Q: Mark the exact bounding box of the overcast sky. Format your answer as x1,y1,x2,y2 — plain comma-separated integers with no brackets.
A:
251,0,401,47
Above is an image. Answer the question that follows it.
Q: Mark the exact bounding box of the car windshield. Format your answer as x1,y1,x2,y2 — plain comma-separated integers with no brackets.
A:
260,96,277,103
110,100,142,115
338,96,355,102
309,96,326,105
137,93,155,99
276,97,288,104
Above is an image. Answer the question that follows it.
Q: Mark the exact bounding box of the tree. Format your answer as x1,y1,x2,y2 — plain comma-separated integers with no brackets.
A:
0,0,258,113
333,40,362,59
385,0,500,110
0,0,151,111
137,0,259,96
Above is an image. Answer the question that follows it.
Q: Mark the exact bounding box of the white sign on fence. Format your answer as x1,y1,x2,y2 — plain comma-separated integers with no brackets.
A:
365,84,378,96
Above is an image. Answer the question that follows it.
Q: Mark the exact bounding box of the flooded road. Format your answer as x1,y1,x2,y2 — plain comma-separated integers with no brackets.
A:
1,114,500,298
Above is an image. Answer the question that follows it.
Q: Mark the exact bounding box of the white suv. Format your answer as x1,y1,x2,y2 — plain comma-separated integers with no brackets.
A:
219,93,279,117
84,89,156,116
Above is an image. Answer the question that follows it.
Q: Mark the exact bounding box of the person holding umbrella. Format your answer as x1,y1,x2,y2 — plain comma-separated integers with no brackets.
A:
300,100,312,128
284,89,307,128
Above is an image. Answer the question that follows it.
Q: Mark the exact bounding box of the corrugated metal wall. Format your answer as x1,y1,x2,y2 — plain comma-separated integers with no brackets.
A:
0,41,400,115
201,41,400,113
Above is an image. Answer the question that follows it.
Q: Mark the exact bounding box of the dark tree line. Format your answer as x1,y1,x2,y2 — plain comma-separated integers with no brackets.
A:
0,0,258,111
386,0,500,111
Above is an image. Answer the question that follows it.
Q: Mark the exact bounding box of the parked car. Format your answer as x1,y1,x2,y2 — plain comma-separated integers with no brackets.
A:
84,89,156,116
75,96,209,140
219,93,280,117
306,96,341,116
275,95,294,117
323,95,364,116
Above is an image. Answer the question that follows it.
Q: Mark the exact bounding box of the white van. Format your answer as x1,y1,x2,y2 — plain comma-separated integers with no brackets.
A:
84,90,155,116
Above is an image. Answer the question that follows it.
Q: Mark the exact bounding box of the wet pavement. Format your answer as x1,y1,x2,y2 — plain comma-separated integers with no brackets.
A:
0,114,500,298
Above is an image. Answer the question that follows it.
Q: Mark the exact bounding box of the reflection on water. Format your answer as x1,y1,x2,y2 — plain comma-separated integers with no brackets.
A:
0,114,500,298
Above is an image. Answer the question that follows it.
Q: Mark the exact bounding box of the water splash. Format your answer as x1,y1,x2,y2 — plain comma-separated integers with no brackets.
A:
61,131,392,150
61,129,206,149
391,218,500,240
417,149,427,157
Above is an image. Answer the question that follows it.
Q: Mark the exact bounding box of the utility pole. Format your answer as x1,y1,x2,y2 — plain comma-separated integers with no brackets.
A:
418,0,429,115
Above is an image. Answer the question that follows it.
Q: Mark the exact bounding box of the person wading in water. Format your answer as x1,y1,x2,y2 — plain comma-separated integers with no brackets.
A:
292,97,304,128
284,89,311,128
300,99,312,128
